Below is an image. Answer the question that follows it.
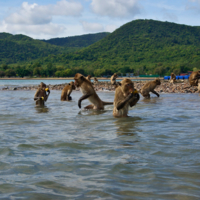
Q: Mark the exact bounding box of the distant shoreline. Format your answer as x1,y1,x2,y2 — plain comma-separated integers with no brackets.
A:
0,77,161,80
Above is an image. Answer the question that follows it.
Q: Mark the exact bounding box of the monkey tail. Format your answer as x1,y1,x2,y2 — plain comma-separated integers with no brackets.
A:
102,101,113,105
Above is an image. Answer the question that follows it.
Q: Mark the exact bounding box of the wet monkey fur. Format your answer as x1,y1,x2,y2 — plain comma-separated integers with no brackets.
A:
74,73,113,110
113,79,140,117
34,82,50,106
94,77,98,84
61,81,76,101
189,70,200,86
140,78,161,99
86,75,92,82
110,73,118,85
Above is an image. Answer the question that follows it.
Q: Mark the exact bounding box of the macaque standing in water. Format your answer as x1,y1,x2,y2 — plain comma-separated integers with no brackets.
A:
34,82,50,106
113,79,140,117
140,78,161,99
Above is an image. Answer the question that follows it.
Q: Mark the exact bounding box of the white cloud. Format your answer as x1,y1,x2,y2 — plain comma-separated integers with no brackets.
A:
5,0,83,25
91,0,140,18
0,20,67,39
81,21,104,32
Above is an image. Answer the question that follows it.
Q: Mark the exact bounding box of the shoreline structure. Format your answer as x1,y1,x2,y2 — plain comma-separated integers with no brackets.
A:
1,78,199,94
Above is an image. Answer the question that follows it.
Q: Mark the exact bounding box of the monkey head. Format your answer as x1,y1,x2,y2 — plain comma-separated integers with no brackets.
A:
119,79,135,96
74,73,85,87
154,78,161,85
69,81,76,90
87,75,92,79
113,73,118,78
39,82,47,90
195,70,200,78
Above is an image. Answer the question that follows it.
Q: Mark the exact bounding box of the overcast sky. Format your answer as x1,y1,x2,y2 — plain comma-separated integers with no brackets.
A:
0,0,199,39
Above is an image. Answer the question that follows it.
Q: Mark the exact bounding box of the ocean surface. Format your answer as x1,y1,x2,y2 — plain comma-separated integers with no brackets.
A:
0,80,200,199
0,78,147,89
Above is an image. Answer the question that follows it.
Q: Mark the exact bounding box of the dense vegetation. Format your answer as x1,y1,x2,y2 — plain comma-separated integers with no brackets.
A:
0,32,109,65
0,33,66,64
41,32,110,48
1,19,200,77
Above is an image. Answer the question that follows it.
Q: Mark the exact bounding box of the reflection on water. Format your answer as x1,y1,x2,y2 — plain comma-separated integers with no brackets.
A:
35,106,49,113
114,117,142,136
78,109,107,116
0,90,200,199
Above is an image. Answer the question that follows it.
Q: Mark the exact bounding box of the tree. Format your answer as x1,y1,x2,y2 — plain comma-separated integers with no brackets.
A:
94,69,105,77
63,69,73,77
2,64,8,70
16,65,25,77
154,66,165,76
0,71,5,77
46,63,56,76
55,71,63,77
173,68,181,75
33,67,41,76
5,69,16,77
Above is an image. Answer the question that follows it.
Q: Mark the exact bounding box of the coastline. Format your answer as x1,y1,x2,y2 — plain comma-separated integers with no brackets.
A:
0,77,160,80
1,79,199,94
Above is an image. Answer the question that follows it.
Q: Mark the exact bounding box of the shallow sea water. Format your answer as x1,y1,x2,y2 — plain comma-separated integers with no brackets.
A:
0,89,200,199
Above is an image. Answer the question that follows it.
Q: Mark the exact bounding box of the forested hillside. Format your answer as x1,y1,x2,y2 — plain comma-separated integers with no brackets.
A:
0,32,109,65
1,19,200,77
0,33,66,64
34,19,200,77
41,32,110,47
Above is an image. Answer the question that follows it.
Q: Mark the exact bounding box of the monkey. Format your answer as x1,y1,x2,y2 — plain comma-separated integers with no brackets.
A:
94,77,98,84
113,79,140,117
110,73,118,85
74,73,113,110
140,78,161,99
169,73,176,83
61,81,76,101
34,82,50,106
189,70,200,86
198,83,200,93
86,75,92,82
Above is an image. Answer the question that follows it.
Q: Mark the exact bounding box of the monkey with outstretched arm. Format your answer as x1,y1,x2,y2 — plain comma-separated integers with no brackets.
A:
74,73,113,110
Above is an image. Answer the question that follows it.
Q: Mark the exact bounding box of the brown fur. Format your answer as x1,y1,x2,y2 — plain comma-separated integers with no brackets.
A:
198,83,200,93
86,75,92,82
34,82,50,106
61,81,76,101
169,73,176,83
189,70,200,86
113,79,140,117
74,73,113,110
110,73,118,85
94,77,98,84
140,78,161,99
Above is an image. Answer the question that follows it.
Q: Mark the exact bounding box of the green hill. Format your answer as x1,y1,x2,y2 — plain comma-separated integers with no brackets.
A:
0,32,109,65
38,19,200,76
41,32,110,47
1,19,200,77
0,33,66,64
